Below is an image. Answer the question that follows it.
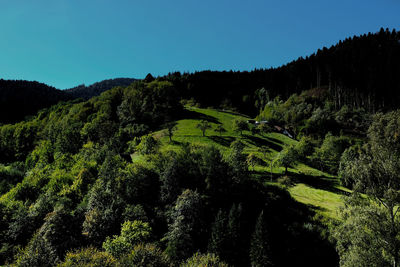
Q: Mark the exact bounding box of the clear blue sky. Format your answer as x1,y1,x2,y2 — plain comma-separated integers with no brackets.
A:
0,0,399,89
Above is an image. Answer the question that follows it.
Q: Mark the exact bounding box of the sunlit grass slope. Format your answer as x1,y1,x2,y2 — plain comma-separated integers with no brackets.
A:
151,106,347,220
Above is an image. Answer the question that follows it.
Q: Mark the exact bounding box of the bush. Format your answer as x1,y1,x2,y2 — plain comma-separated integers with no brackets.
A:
181,252,228,267
277,176,293,187
103,220,152,258
58,247,116,267
119,243,171,267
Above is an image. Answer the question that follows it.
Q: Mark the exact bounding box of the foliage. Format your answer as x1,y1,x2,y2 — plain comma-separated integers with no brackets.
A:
119,243,171,267
334,110,400,267
295,136,314,160
136,135,160,155
214,124,227,136
103,220,152,258
164,122,178,142
246,152,259,170
274,144,298,174
227,140,248,182
310,133,352,174
257,123,273,136
232,119,248,135
58,247,116,267
164,189,203,262
181,252,228,267
196,120,212,136
250,211,273,267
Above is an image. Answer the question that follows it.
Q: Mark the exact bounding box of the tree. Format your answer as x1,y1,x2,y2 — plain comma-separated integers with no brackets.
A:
227,140,248,183
274,144,298,174
232,119,248,136
226,203,243,265
246,153,258,171
164,189,203,262
214,124,227,136
103,220,152,258
196,120,212,136
295,136,314,161
119,243,171,267
181,253,228,267
258,123,273,136
335,110,400,267
310,132,351,173
135,135,159,155
58,247,116,267
250,211,273,267
208,210,228,258
164,122,178,142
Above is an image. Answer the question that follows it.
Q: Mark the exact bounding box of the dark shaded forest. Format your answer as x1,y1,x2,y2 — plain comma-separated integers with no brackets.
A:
65,78,137,100
165,28,400,115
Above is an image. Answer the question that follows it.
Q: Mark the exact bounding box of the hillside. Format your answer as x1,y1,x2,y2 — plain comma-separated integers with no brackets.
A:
0,29,399,266
0,80,341,266
65,78,136,99
151,106,346,220
0,79,72,124
165,28,400,115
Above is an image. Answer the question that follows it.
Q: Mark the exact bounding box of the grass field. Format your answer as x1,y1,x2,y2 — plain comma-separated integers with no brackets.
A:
150,106,348,220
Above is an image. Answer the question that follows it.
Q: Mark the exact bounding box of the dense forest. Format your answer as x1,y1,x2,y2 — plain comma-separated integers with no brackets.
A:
0,80,71,124
0,29,399,266
65,78,137,100
164,27,400,115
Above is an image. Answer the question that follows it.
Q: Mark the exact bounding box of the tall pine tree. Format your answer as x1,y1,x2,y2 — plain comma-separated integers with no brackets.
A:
250,211,273,267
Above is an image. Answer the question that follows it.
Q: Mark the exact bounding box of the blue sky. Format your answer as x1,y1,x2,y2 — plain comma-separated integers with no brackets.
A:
0,0,399,89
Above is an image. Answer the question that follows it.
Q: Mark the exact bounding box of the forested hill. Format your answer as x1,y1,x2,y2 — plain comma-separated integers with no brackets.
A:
0,78,137,125
0,79,72,124
165,28,400,115
65,78,136,99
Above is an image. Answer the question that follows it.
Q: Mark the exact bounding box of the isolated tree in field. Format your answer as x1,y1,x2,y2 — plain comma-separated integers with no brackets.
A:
232,119,248,136
196,120,212,137
274,144,298,174
214,124,227,136
164,122,177,142
335,110,400,267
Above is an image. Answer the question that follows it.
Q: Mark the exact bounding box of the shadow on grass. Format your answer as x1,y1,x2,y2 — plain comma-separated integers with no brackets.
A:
180,109,220,124
252,170,282,181
289,172,350,195
214,109,250,118
252,167,349,196
208,135,236,147
265,136,285,145
168,140,184,146
242,134,283,151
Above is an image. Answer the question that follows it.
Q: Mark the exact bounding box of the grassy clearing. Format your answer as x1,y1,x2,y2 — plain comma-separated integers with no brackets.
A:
288,184,344,220
153,106,346,220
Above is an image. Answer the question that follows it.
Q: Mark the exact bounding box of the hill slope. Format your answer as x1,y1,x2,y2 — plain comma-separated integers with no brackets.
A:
165,28,400,115
150,106,346,219
65,78,136,99
0,79,72,124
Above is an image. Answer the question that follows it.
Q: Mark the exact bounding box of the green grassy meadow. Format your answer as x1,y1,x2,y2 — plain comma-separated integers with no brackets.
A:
149,106,348,220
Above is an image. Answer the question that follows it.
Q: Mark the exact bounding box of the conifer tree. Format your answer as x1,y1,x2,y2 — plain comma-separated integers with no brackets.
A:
250,211,273,267
208,210,228,257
